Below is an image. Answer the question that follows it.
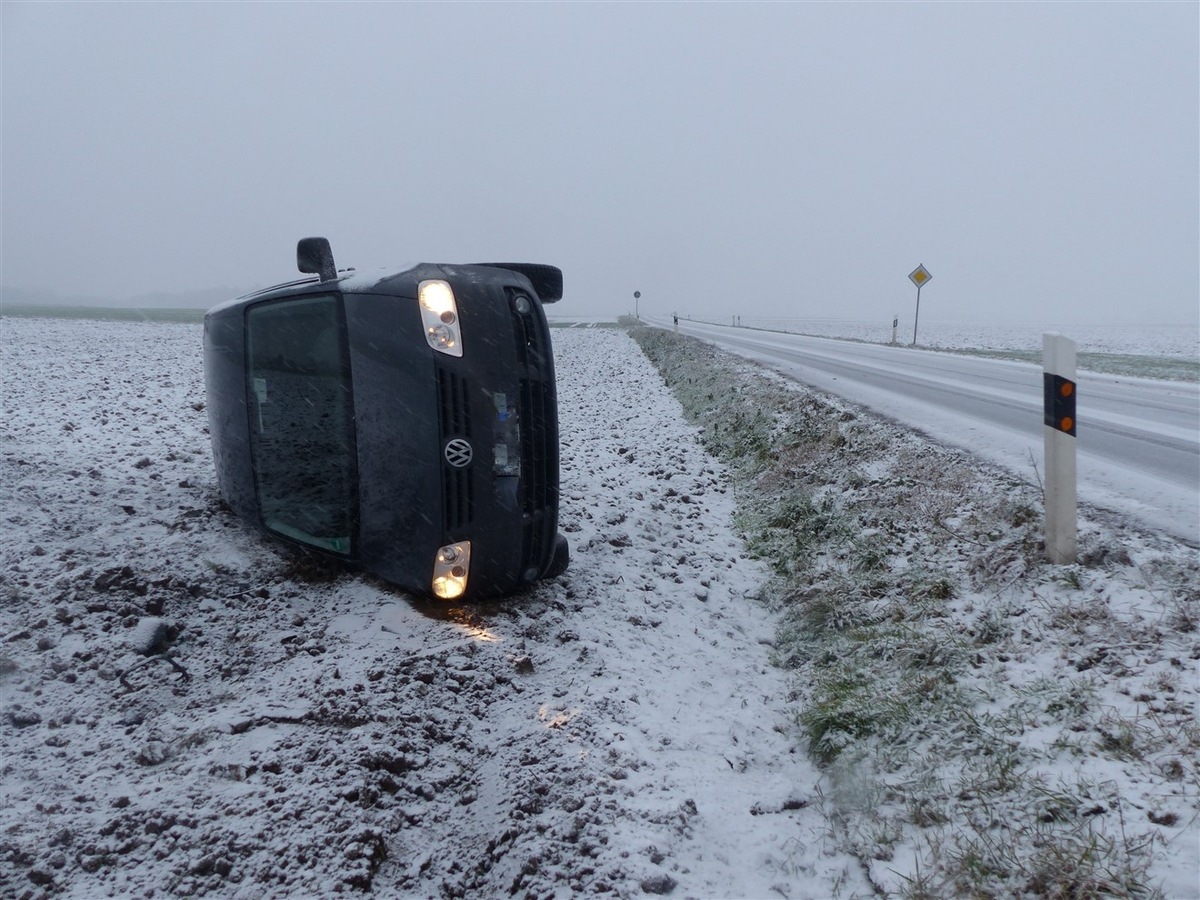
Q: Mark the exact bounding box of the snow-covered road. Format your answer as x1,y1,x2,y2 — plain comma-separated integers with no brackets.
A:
0,318,870,898
652,317,1199,544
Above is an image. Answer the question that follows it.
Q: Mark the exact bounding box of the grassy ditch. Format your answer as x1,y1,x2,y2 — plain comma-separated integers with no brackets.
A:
631,326,1199,898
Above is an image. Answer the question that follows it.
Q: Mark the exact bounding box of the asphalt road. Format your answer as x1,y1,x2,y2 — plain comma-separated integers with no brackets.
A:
646,317,1200,543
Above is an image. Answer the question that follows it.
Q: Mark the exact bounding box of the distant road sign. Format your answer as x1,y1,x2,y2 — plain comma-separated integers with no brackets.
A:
909,264,932,288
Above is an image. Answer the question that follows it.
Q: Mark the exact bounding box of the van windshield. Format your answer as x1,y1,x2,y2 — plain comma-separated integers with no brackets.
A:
246,294,356,554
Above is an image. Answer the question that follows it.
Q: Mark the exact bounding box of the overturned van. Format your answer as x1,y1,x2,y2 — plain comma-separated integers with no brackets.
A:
203,238,567,600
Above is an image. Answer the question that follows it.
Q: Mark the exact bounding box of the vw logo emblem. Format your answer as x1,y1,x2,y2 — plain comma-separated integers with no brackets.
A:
444,438,473,468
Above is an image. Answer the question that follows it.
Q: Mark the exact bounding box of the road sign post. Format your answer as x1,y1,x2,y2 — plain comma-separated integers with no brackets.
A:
1043,332,1077,564
633,290,641,321
908,264,932,346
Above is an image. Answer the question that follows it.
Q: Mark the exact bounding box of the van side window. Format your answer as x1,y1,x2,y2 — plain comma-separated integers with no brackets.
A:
246,295,356,554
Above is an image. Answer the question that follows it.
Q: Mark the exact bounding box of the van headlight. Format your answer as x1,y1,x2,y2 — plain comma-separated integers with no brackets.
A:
432,541,471,599
419,280,463,357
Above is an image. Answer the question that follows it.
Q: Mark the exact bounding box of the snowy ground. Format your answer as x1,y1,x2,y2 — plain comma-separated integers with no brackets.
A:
1,316,1197,899
0,319,870,898
632,327,1199,899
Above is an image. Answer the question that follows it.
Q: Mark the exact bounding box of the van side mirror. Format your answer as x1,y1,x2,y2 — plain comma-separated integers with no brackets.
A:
297,237,337,282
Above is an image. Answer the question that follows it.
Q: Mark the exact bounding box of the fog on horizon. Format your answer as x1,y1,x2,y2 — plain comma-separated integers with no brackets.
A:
2,2,1197,327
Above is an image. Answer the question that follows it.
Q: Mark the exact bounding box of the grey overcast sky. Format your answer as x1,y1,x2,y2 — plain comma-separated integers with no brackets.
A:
2,2,1197,325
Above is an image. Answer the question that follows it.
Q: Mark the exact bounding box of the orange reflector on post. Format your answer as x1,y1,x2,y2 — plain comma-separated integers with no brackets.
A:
1044,373,1077,436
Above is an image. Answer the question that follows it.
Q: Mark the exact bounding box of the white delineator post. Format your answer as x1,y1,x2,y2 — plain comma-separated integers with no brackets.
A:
1043,332,1077,564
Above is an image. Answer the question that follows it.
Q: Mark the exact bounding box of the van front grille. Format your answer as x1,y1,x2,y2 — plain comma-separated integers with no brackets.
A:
437,368,474,531
444,468,473,533
437,369,471,439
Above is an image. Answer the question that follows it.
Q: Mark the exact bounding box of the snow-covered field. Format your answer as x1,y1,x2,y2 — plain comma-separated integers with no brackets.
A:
2,316,1197,899
1,319,870,898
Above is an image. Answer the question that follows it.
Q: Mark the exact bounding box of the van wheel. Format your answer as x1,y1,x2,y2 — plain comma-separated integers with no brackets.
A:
544,534,570,579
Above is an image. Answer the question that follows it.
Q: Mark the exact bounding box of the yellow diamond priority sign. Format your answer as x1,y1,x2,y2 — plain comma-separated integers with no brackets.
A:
909,264,932,288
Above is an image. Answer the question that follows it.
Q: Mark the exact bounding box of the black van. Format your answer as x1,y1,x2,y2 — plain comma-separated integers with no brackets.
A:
203,238,567,600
